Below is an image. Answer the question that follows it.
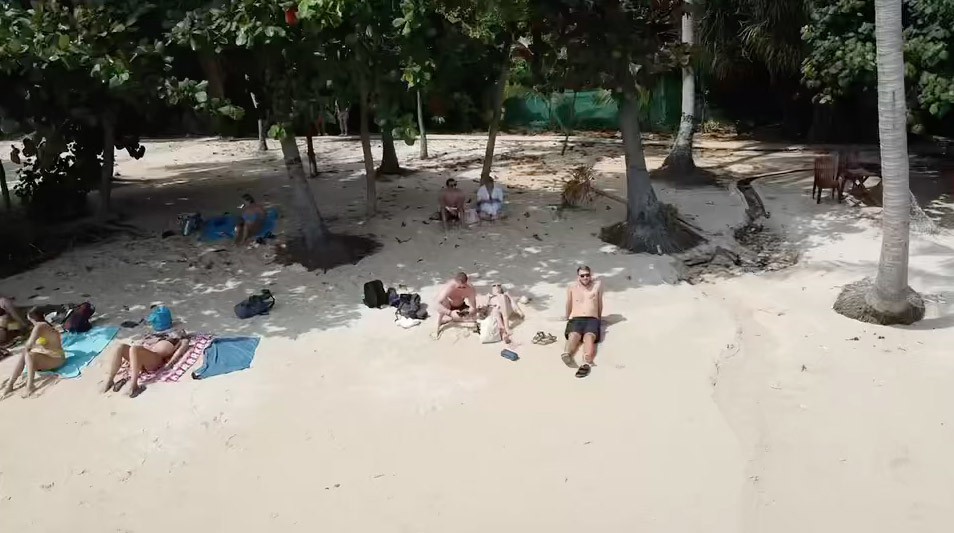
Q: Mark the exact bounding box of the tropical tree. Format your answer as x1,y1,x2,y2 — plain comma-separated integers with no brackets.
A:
802,0,954,134
833,0,925,325
0,1,226,219
660,0,697,175
437,0,530,179
174,0,337,252
532,0,701,254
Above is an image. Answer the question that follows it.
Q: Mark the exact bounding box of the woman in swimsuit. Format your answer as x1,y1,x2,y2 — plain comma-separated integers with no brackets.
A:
3,308,65,398
486,283,525,344
103,331,190,398
235,194,266,245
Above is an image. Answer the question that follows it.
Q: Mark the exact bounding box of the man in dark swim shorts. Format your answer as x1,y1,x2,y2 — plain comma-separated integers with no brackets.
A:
561,266,604,378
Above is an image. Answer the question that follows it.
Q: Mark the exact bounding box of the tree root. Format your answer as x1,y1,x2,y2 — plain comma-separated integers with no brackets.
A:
600,203,705,255
276,233,382,272
833,278,926,325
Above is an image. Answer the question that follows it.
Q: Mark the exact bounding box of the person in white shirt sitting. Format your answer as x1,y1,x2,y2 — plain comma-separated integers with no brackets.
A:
476,175,505,221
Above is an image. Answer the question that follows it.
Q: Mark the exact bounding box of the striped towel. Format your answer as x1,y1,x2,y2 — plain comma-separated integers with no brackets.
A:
117,334,213,385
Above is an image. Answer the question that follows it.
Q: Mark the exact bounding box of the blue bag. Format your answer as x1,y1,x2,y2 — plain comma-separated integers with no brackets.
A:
147,306,173,331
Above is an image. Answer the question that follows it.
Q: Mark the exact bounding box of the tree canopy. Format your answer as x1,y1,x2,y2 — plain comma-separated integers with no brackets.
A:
803,0,954,132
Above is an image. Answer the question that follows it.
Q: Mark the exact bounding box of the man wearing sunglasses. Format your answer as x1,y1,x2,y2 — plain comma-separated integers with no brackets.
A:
562,266,603,378
439,178,466,230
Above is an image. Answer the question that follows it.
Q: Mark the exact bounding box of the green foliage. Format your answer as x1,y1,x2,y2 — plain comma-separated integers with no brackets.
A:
802,0,954,131
0,1,236,215
527,0,686,97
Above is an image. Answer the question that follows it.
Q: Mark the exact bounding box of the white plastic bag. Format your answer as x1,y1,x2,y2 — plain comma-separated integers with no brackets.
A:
479,315,501,344
463,208,480,226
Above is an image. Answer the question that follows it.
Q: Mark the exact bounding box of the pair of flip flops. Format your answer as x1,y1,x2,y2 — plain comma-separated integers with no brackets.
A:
532,331,557,345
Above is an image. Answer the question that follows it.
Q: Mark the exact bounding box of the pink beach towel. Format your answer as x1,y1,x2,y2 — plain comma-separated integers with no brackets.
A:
117,334,213,385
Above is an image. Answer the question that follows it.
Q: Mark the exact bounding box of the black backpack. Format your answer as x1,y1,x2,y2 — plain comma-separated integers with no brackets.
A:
64,302,95,333
387,287,400,307
395,293,428,320
235,289,275,319
363,280,387,308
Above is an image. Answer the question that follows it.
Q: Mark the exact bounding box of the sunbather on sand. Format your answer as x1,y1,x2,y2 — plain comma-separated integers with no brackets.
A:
486,283,525,344
3,308,65,398
235,194,266,245
103,331,190,398
0,298,27,355
439,178,466,230
432,272,478,339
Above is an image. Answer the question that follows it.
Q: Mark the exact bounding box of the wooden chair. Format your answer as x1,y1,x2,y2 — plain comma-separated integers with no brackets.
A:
813,153,843,204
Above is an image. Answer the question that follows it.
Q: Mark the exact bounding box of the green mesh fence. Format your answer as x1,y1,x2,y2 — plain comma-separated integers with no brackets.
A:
502,76,682,133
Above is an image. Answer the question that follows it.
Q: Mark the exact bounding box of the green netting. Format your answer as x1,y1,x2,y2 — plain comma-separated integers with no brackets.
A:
502,76,682,133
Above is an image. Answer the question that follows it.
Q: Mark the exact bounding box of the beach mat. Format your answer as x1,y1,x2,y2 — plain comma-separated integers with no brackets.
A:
192,337,260,380
42,326,119,378
200,208,278,242
116,334,213,386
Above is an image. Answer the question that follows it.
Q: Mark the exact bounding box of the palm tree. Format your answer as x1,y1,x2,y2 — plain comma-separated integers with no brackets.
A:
661,0,696,174
833,0,924,325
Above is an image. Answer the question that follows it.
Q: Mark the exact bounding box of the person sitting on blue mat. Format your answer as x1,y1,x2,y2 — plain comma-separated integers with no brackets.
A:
3,308,65,398
235,194,266,245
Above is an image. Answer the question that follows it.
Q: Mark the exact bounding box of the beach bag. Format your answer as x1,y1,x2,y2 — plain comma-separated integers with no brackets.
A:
395,293,428,320
363,280,387,308
64,302,95,333
463,208,480,226
479,315,501,344
387,287,400,307
234,290,275,319
146,306,173,331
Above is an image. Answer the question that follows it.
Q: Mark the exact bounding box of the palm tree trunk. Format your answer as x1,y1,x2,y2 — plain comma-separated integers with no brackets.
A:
378,126,402,175
359,83,377,218
417,89,429,159
481,47,511,179
599,93,702,254
662,0,696,173
0,157,11,211
98,117,115,218
833,0,924,325
305,129,318,177
278,134,329,251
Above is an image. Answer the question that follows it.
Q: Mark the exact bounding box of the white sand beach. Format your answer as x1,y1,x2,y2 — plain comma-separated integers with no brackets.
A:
0,134,952,532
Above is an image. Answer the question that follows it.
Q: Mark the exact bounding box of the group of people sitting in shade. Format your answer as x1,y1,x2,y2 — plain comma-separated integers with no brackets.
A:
432,266,604,379
439,175,506,230
1,298,191,399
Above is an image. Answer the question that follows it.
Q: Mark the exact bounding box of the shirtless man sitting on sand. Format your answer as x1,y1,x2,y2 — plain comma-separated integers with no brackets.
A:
561,265,604,378
439,178,466,230
433,272,478,339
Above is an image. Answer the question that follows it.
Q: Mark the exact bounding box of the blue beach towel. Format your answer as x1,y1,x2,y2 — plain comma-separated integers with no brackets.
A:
200,208,279,242
42,326,119,378
192,337,261,380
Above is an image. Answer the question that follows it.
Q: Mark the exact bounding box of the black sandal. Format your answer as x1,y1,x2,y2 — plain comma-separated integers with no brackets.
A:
575,364,591,378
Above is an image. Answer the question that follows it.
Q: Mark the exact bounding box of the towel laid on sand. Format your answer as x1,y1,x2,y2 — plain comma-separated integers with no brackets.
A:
192,337,260,380
200,208,279,242
116,334,213,385
42,326,119,378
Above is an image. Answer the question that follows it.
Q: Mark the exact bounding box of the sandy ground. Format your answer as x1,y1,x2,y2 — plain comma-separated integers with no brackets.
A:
0,134,952,532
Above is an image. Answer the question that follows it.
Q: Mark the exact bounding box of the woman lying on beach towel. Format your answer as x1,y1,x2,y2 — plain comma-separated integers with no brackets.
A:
103,331,190,398
3,308,65,398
